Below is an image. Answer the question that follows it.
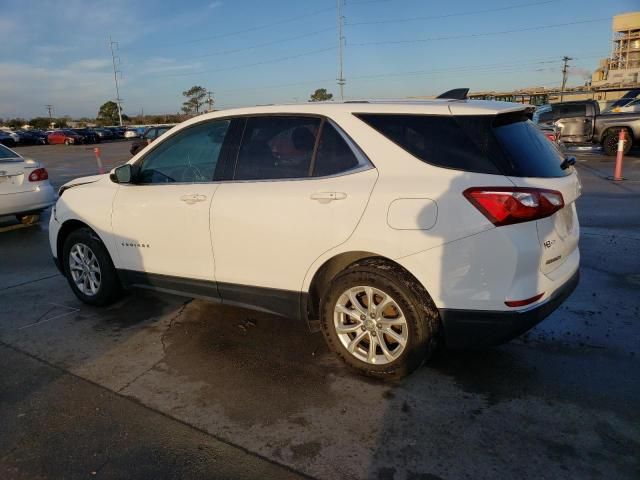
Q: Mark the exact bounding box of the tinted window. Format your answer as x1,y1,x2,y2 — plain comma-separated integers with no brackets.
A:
138,120,230,184
235,116,320,180
357,113,568,178
356,114,501,174
492,116,568,178
313,122,360,177
555,104,586,118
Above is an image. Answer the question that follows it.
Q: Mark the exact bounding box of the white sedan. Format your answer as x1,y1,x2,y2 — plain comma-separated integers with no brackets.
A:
0,143,55,224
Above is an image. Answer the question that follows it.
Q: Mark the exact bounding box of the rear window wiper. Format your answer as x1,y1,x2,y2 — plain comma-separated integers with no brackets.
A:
560,156,576,170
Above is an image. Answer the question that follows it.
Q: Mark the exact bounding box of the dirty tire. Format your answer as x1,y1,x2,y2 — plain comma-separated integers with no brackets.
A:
603,130,631,156
62,227,121,306
16,214,40,225
320,258,441,380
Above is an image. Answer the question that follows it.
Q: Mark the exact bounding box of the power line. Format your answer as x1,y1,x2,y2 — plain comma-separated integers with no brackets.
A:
163,46,337,78
349,18,609,48
157,5,335,47
212,53,606,96
346,0,558,26
181,27,334,60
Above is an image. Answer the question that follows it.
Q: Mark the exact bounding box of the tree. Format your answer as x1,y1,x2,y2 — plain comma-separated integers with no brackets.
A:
97,101,121,125
182,86,207,115
6,118,26,129
309,88,333,102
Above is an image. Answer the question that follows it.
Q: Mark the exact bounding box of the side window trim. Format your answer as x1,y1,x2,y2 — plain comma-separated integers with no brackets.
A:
307,118,326,177
133,119,232,185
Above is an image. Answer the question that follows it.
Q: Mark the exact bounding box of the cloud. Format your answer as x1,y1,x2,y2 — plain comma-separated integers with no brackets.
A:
208,1,223,9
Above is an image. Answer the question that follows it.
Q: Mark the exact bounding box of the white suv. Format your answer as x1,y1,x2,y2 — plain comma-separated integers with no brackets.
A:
50,99,580,378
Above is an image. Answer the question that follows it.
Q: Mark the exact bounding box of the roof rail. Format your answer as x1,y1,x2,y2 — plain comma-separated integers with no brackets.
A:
436,88,469,100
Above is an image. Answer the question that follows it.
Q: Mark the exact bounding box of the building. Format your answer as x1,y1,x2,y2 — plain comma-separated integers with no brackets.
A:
592,12,640,87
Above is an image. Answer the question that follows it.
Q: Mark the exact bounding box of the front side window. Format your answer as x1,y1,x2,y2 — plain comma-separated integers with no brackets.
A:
137,120,230,184
234,116,321,180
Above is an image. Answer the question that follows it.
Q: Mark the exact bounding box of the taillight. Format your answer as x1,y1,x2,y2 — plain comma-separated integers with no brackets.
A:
544,132,556,142
28,167,49,182
464,187,564,226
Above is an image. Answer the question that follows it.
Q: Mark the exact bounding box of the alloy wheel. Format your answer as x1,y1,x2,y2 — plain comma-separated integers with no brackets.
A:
333,286,409,365
68,243,101,296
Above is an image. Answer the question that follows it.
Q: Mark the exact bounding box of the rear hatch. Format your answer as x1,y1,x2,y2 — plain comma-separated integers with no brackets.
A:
0,149,36,195
490,114,580,275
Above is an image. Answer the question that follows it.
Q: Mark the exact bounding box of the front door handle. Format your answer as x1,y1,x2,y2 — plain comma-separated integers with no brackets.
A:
180,194,207,205
310,192,347,203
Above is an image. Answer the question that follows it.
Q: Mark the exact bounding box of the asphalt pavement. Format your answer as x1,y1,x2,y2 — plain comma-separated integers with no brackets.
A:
1,142,639,479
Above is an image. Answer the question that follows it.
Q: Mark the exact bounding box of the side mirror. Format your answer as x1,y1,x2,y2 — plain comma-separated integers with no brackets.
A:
110,164,133,184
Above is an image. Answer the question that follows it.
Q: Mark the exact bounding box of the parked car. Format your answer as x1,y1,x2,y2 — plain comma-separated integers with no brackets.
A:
0,129,20,145
107,127,126,139
124,128,140,139
17,130,48,145
47,129,84,145
50,98,580,378
129,126,172,155
72,128,100,144
536,100,640,155
0,131,16,147
94,128,115,141
0,143,55,224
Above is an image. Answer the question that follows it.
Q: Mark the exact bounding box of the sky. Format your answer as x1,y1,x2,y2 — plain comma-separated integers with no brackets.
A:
0,0,637,119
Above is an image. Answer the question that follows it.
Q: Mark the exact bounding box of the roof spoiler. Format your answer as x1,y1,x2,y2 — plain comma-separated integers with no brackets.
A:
436,88,469,100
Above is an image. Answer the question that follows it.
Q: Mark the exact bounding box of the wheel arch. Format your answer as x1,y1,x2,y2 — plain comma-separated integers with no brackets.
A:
56,219,109,266
601,126,634,144
304,251,427,325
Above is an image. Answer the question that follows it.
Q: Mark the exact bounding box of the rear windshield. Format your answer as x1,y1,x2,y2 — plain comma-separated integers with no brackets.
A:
0,143,21,161
356,113,569,178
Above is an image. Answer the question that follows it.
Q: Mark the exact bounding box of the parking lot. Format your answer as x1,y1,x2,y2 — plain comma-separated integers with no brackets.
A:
1,142,639,479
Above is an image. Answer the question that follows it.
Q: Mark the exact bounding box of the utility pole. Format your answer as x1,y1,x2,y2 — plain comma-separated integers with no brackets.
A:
336,0,346,101
206,91,215,112
45,105,53,121
560,56,572,102
109,35,124,126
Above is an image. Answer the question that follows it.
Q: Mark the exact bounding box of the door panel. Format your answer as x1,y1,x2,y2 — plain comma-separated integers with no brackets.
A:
112,184,217,280
111,118,232,282
211,169,377,292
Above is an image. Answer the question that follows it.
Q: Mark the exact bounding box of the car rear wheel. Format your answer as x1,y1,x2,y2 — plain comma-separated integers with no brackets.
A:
603,129,631,156
320,258,440,379
63,228,121,306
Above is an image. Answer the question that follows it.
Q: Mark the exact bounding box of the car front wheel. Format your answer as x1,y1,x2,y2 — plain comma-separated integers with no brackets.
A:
320,258,440,379
63,228,121,306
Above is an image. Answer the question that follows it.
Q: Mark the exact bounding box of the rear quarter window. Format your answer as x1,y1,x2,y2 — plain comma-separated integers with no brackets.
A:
356,113,569,178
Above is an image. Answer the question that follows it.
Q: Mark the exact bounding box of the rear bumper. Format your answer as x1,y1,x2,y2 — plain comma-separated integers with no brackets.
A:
0,184,56,216
439,269,579,349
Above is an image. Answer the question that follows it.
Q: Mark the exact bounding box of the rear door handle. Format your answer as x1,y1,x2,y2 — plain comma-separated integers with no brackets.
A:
180,194,207,205
310,192,347,202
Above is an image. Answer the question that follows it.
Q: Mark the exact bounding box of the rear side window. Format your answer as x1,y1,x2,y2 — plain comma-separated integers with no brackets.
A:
357,113,568,178
313,123,360,177
554,104,586,118
356,114,501,174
